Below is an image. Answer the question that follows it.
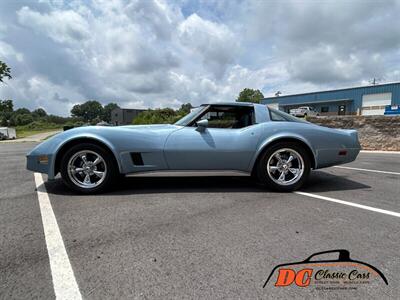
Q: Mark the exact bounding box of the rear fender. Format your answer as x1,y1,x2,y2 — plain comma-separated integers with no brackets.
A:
250,133,317,172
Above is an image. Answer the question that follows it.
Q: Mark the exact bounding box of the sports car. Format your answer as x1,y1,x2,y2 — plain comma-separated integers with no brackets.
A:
26,102,361,193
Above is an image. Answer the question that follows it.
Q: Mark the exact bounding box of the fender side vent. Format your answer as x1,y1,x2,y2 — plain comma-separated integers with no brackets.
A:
130,152,144,165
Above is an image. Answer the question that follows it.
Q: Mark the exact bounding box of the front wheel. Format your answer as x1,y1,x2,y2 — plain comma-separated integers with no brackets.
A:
256,142,311,192
60,143,118,194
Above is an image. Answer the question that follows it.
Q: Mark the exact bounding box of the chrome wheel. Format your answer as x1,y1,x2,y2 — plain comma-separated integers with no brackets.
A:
267,148,304,186
67,150,107,189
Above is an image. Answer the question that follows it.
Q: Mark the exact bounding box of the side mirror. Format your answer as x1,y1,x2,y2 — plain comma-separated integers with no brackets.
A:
196,119,208,132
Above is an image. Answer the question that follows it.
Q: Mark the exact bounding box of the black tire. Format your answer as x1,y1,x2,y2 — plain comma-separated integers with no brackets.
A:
60,143,118,194
256,142,311,192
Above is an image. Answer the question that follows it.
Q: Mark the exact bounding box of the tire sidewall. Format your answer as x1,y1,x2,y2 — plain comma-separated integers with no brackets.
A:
257,142,311,192
60,143,117,194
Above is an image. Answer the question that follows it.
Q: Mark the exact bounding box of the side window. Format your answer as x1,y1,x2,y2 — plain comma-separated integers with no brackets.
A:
269,108,307,123
269,109,288,121
196,106,254,128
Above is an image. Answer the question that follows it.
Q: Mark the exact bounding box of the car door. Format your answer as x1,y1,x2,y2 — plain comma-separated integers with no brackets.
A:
164,105,261,171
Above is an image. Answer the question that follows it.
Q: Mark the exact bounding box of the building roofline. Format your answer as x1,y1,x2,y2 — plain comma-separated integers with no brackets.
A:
262,81,400,101
278,98,353,106
201,102,255,107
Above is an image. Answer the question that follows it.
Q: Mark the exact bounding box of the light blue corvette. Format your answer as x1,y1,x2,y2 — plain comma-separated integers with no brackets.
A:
27,102,360,193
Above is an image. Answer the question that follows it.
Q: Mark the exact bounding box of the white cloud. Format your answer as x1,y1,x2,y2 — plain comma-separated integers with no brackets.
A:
0,0,399,115
17,6,90,45
243,0,400,86
287,45,385,84
0,41,23,62
0,74,84,115
178,13,239,78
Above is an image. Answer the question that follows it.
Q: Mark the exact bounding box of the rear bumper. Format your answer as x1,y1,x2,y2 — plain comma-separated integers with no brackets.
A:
315,147,361,169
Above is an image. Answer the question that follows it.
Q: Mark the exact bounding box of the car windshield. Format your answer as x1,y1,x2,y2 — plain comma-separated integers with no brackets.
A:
174,106,205,126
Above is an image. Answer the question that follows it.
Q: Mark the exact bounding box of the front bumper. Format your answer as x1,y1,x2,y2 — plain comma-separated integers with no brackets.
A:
26,154,54,177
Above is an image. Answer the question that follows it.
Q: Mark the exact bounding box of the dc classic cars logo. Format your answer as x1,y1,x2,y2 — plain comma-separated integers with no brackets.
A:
263,250,388,290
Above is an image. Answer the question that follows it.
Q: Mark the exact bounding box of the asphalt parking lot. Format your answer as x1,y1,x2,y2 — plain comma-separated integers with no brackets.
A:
1,142,399,299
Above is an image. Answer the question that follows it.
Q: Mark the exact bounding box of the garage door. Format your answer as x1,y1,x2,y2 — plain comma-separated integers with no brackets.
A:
361,93,391,115
267,103,279,110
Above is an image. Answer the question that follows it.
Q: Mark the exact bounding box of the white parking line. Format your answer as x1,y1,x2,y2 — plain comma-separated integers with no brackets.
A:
361,150,400,154
295,191,400,218
333,165,400,175
34,173,82,300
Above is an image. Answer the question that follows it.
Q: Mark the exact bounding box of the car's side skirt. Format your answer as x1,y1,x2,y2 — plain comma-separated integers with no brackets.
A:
125,170,251,177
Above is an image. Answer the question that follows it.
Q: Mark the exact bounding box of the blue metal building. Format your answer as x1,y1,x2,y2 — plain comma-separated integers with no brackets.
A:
262,82,400,116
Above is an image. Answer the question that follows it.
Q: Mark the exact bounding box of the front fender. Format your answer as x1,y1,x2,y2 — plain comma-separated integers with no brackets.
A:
249,133,317,172
27,130,123,180
52,133,123,176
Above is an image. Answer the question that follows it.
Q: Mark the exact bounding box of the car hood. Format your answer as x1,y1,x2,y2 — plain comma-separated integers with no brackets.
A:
120,124,180,131
59,124,181,136
28,124,183,155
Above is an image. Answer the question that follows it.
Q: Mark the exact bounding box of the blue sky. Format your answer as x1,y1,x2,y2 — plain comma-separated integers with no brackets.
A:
0,0,399,116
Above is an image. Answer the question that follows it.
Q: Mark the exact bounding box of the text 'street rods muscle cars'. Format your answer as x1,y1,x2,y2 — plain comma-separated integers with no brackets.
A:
27,103,361,194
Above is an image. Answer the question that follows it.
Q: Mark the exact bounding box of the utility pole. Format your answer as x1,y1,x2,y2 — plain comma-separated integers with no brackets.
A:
370,78,381,85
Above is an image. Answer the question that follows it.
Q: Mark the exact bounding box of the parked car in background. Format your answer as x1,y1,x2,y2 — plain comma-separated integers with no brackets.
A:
27,102,360,194
0,127,16,140
289,106,319,117
96,121,113,126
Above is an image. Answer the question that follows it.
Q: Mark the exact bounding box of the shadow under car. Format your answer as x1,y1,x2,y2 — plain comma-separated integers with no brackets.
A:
43,170,370,196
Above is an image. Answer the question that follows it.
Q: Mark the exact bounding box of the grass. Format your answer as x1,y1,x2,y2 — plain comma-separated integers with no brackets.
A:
2,120,84,140
12,120,84,139
16,127,62,138
15,121,65,138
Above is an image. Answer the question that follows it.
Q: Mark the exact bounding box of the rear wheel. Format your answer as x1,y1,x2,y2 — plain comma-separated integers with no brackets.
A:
60,143,117,194
256,142,311,192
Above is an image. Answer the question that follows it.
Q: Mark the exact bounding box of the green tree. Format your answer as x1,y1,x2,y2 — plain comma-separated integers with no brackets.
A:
0,100,14,126
71,100,104,123
0,99,14,126
15,114,34,126
236,88,264,103
7,107,32,126
0,99,13,112
133,108,179,125
102,103,120,122
132,103,196,125
0,61,12,83
14,107,31,115
46,114,71,124
177,103,193,115
32,108,47,118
